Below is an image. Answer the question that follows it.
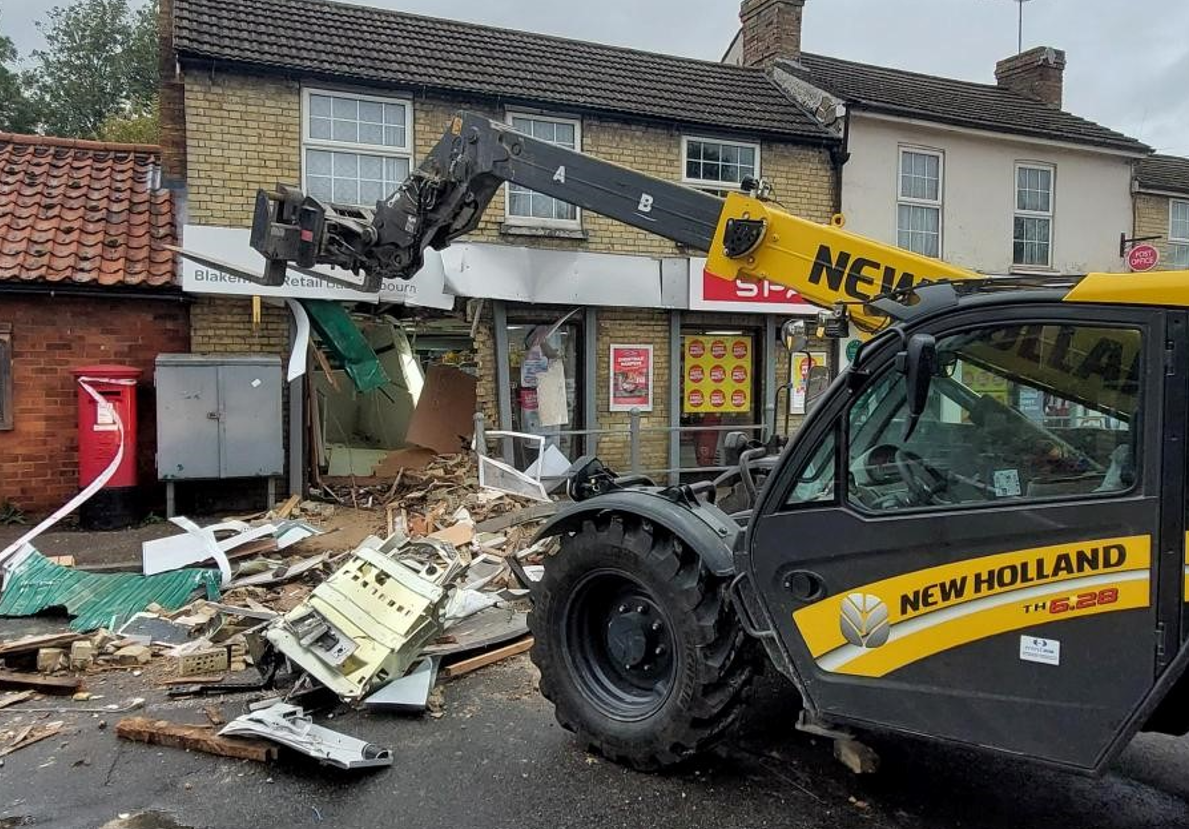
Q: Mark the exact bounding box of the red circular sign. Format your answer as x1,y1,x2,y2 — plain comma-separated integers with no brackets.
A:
709,365,726,384
731,390,747,408
709,390,726,408
688,340,706,358
1128,244,1160,272
688,365,704,383
731,365,748,384
732,341,749,359
710,340,727,359
688,390,704,407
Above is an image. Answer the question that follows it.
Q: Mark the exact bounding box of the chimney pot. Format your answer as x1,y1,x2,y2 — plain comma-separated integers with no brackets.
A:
740,0,806,70
995,46,1066,108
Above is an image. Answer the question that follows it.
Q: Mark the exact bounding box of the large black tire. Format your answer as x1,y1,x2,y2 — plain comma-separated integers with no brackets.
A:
529,513,757,771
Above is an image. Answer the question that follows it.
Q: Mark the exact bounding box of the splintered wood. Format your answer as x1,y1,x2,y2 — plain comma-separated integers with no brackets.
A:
116,717,277,762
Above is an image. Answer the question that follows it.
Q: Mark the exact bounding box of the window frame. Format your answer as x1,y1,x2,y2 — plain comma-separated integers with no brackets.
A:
1170,199,1189,268
1012,161,1057,271
896,146,944,258
681,135,762,192
300,86,414,208
0,323,11,431
840,320,1144,517
503,110,584,230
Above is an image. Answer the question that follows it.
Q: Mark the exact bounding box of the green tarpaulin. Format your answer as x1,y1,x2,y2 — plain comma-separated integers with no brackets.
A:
302,299,390,393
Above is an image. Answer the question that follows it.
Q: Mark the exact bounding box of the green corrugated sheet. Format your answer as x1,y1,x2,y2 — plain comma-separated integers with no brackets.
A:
0,551,221,632
302,299,390,393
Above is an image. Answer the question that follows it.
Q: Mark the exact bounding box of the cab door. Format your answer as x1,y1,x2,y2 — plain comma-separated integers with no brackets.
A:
747,304,1181,771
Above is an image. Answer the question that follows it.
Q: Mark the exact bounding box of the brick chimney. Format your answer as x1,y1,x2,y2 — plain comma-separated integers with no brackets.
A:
740,0,805,70
995,46,1066,108
158,0,187,185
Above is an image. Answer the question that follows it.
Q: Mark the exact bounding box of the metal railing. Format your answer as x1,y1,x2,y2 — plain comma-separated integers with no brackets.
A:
473,411,769,484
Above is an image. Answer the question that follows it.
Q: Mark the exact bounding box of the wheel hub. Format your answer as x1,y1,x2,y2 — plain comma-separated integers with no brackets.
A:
562,570,679,722
606,604,665,670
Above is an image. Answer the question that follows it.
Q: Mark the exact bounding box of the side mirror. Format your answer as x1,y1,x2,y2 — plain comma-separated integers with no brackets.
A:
781,319,809,355
899,333,938,440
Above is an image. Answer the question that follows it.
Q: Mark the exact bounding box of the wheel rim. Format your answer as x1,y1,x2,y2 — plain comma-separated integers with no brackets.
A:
562,568,678,722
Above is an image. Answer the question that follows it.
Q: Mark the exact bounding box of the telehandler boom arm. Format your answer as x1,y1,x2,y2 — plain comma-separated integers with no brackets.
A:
247,111,983,332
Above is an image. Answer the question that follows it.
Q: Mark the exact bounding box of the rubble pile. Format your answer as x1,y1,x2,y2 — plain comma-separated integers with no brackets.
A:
0,461,562,771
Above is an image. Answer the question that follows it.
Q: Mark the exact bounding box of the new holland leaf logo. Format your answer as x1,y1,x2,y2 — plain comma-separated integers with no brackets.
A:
840,593,890,649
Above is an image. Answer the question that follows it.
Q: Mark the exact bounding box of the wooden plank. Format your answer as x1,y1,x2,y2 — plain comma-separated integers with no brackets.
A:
0,670,83,695
0,691,35,710
158,674,226,686
0,632,85,658
441,637,533,680
274,494,301,519
116,717,277,763
0,721,63,758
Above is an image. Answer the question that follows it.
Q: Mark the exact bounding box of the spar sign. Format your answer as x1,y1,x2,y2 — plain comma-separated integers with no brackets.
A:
1127,244,1160,273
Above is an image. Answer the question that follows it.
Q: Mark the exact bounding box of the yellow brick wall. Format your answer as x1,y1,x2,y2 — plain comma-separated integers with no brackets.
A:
184,72,301,227
595,308,671,473
189,296,291,355
1135,193,1189,270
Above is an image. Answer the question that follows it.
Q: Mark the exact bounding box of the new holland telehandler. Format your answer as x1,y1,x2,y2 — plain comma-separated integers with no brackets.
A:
218,112,1189,774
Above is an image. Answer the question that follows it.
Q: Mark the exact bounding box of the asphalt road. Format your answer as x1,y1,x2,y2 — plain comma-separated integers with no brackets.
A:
2,658,1189,829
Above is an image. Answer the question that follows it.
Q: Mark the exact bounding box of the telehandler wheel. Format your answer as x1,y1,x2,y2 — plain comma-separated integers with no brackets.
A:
530,514,757,771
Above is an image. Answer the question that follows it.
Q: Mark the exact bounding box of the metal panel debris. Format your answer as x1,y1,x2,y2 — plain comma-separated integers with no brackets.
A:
220,702,393,769
265,535,463,700
0,550,221,632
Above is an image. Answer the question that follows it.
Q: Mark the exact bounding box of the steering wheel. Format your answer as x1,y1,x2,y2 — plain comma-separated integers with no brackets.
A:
894,449,948,505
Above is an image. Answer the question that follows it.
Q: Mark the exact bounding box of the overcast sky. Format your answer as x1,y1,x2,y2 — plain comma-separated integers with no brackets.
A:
4,0,1187,154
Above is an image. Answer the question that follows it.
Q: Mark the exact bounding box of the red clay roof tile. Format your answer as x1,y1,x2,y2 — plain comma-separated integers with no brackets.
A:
0,133,177,287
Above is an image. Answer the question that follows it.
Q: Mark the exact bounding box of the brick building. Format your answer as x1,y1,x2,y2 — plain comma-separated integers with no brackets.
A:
164,0,842,482
1133,155,1189,271
0,134,186,514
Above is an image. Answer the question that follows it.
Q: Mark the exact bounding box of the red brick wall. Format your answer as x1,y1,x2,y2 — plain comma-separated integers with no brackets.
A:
0,293,190,514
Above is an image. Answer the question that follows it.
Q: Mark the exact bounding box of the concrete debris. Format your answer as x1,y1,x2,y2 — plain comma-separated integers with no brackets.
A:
113,645,152,666
36,648,67,674
220,702,393,770
266,534,463,701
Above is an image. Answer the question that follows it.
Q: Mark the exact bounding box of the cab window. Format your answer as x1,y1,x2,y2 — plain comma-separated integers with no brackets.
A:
847,323,1141,512
784,428,837,506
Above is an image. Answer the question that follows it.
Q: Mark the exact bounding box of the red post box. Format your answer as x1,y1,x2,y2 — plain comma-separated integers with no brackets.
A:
72,365,142,530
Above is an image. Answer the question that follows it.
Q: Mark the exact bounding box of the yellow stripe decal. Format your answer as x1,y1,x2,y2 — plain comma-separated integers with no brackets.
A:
793,535,1151,677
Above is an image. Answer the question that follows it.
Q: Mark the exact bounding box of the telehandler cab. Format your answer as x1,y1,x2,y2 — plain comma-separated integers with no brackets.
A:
205,112,1189,774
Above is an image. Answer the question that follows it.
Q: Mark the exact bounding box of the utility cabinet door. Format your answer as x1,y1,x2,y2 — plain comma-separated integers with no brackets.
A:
217,362,283,478
156,364,221,480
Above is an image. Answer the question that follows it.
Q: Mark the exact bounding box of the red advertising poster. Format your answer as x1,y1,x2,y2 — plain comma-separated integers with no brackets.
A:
609,344,654,412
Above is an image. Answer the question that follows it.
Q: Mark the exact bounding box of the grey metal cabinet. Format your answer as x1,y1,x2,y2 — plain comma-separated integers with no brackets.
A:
156,354,284,514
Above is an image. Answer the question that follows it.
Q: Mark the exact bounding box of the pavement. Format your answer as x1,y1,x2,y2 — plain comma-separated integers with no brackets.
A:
2,656,1189,829
2,523,1189,828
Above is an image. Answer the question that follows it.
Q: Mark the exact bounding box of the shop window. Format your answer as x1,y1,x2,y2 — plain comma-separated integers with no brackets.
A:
302,88,413,207
679,327,761,477
0,324,11,431
506,316,583,464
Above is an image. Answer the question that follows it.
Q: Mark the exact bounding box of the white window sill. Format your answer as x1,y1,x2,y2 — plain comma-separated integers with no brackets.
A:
500,222,588,240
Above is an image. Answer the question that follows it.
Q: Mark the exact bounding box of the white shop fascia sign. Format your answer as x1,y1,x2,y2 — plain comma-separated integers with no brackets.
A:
179,224,455,310
688,257,817,316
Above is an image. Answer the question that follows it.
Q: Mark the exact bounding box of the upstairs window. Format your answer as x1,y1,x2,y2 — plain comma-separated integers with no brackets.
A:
897,148,943,258
505,113,582,227
1170,200,1189,269
302,88,413,208
1014,163,1055,269
683,136,760,195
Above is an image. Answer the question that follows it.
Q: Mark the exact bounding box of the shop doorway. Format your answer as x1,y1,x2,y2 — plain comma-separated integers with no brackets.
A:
505,311,585,468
